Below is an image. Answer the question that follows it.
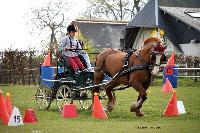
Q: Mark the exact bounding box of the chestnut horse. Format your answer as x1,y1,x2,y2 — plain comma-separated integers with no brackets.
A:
94,37,167,117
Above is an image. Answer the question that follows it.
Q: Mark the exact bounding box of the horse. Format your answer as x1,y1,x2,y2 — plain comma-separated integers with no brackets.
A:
93,37,167,117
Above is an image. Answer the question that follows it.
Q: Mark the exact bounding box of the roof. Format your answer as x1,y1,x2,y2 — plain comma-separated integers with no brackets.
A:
127,0,158,28
158,0,200,8
125,0,200,51
75,19,127,25
127,0,200,30
160,6,200,32
74,19,127,49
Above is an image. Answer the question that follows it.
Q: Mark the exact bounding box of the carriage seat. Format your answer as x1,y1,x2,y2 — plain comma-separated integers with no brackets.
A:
59,54,87,74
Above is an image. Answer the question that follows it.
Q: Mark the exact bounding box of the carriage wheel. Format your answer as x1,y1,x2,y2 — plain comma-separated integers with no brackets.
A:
35,86,52,110
56,85,73,112
79,90,92,110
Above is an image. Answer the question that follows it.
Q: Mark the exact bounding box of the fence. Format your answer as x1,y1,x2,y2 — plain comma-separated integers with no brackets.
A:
0,49,199,85
0,49,43,85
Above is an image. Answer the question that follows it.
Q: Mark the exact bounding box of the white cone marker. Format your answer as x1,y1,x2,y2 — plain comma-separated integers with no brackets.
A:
177,101,186,114
8,107,24,126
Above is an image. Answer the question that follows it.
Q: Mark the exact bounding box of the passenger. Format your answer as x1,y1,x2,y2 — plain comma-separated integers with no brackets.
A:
77,40,93,72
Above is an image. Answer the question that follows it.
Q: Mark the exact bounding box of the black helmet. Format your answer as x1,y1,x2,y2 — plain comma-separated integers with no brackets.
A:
67,24,77,32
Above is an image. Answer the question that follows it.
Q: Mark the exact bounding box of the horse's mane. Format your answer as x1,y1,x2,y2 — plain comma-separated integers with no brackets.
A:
144,37,161,46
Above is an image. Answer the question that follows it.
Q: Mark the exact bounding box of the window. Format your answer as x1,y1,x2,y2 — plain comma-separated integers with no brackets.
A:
185,12,200,18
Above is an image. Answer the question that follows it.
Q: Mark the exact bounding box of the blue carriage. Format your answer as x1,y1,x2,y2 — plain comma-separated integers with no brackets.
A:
35,54,111,111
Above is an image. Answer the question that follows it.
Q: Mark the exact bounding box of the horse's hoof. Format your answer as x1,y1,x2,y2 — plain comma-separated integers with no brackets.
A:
136,111,144,117
130,103,144,117
106,106,113,112
106,103,114,112
130,102,137,112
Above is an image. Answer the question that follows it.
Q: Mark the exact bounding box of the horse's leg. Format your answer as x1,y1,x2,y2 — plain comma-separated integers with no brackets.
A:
93,71,104,94
130,80,147,117
132,78,151,115
105,82,118,112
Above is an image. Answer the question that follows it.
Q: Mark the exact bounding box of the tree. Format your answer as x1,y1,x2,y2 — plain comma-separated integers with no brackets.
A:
84,0,147,21
30,0,69,44
28,0,70,64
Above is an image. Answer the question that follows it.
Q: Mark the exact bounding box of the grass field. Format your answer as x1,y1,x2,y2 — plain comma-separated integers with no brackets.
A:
0,78,200,133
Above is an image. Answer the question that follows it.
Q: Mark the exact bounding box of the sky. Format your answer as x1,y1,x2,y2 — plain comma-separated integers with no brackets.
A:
0,0,88,50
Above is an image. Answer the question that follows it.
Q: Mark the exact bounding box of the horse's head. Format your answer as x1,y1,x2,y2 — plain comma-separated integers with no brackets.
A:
143,37,167,75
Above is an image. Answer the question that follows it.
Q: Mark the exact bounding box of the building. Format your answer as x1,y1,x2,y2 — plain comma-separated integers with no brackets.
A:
125,0,200,56
73,19,127,49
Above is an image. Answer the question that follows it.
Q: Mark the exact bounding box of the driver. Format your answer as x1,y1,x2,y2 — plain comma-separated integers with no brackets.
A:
60,24,86,74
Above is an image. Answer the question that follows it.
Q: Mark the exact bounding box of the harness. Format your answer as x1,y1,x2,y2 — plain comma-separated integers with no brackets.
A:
95,50,151,79
123,50,135,67
68,36,79,51
118,52,151,77
94,41,166,91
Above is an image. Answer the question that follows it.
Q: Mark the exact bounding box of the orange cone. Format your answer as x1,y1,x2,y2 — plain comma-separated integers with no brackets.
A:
162,78,174,93
92,93,108,119
5,93,13,117
166,52,174,66
23,108,37,123
62,104,78,118
42,53,51,66
0,90,9,124
163,91,179,116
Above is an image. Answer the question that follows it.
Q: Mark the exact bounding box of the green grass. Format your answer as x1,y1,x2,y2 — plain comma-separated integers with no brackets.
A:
0,79,200,133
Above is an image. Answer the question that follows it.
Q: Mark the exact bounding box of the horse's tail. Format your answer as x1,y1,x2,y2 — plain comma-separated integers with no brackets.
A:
95,48,115,70
93,49,115,93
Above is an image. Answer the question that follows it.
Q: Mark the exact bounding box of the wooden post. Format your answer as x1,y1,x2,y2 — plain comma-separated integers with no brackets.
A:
194,59,198,83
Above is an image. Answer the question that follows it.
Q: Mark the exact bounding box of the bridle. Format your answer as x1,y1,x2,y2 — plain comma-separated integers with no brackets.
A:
135,42,166,71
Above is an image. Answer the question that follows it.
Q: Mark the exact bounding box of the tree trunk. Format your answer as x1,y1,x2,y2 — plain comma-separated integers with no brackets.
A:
119,0,123,21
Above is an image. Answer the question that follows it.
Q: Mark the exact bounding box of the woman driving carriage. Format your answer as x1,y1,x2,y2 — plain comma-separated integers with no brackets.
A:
60,24,87,74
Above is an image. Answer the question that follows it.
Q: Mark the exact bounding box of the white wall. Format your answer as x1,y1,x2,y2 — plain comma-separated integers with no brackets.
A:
132,28,181,55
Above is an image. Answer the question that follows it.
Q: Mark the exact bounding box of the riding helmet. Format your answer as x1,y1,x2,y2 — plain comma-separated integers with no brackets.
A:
67,24,77,32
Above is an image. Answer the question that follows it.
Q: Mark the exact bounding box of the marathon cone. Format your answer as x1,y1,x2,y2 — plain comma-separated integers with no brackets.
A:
0,90,9,124
5,93,13,117
23,108,37,123
42,52,51,66
62,104,78,118
163,91,179,116
166,52,175,66
92,93,108,119
162,78,174,93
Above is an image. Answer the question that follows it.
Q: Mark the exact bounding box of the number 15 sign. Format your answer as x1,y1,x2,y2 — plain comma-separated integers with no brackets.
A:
8,107,24,126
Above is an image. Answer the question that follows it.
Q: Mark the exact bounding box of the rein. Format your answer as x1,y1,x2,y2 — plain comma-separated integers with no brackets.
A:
95,50,152,79
136,53,151,68
95,43,162,80
101,51,151,89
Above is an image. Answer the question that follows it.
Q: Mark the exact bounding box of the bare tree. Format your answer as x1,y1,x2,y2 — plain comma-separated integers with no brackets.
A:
29,0,70,64
31,0,69,43
84,0,146,21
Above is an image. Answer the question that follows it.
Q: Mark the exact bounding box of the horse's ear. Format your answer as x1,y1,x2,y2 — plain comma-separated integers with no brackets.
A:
152,43,157,47
163,45,167,49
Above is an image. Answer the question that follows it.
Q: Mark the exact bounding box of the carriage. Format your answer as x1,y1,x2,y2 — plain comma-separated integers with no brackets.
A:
35,36,167,117
35,54,111,111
